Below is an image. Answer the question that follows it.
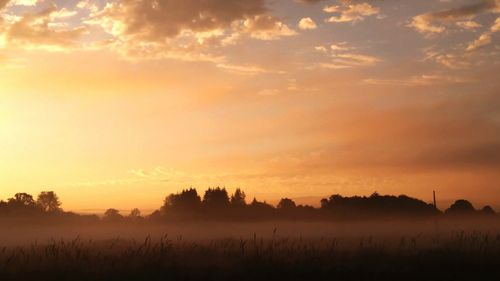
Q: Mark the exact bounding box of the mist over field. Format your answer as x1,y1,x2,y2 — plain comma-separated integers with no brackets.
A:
0,218,498,246
2,218,500,281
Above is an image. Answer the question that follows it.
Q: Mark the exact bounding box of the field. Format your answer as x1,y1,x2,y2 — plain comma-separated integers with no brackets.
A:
1,219,500,281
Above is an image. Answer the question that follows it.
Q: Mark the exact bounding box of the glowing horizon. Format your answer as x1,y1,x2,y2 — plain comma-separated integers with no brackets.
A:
1,0,500,212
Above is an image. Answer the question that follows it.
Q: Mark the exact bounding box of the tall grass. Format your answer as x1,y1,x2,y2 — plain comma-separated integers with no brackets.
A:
1,231,500,280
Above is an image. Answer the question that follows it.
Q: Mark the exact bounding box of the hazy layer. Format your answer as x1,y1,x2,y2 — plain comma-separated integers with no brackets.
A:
1,219,498,246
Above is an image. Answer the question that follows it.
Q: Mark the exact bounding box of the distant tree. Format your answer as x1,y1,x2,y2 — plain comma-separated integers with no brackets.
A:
148,210,162,221
8,193,36,208
481,205,496,215
320,198,329,209
36,191,62,213
129,208,142,219
0,200,6,215
230,188,246,207
319,193,437,217
248,198,276,219
277,198,296,209
445,200,475,215
103,208,123,221
203,187,230,209
320,194,343,210
249,198,275,211
163,188,201,211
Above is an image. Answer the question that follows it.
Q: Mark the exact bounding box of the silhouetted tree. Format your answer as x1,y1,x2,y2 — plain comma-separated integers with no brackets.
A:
203,187,230,209
36,191,62,213
129,208,142,219
247,198,276,219
163,188,201,211
103,209,123,222
320,193,437,218
8,193,36,208
277,198,296,209
230,188,246,207
445,200,475,215
148,210,162,221
481,205,496,215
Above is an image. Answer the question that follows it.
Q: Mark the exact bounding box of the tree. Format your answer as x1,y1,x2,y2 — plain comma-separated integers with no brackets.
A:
103,208,123,221
230,188,246,207
277,198,296,209
481,205,496,215
8,193,36,208
445,200,475,215
163,188,201,211
249,198,276,211
203,187,230,209
36,191,62,213
129,208,142,219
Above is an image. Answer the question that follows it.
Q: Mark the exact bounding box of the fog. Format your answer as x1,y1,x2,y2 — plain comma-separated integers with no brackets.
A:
1,218,499,247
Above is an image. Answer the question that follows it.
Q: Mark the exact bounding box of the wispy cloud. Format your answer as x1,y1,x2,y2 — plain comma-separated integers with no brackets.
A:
363,74,475,87
409,0,499,35
315,42,380,69
324,2,380,23
466,17,500,51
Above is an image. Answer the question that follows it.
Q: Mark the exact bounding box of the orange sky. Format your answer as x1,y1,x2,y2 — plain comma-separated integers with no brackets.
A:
1,0,500,213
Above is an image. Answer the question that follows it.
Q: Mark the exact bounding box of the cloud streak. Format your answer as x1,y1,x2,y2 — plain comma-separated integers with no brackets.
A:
315,41,380,69
324,2,380,23
1,5,85,51
409,0,500,34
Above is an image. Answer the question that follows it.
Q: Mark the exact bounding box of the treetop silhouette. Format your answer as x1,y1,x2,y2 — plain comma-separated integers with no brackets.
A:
0,189,497,222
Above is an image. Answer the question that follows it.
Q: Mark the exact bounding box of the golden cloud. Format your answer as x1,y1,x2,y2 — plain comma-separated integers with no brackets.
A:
90,0,296,60
324,2,380,23
2,5,85,51
298,17,317,30
315,41,380,69
466,17,500,51
409,0,499,35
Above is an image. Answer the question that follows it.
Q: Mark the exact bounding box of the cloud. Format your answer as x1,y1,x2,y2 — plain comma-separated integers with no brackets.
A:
363,74,475,87
456,20,482,30
10,0,38,6
1,5,86,51
298,17,317,30
466,17,500,51
96,0,268,40
329,42,351,51
298,0,323,4
241,15,297,40
324,2,380,23
216,62,275,75
0,0,10,10
423,49,472,69
90,0,296,60
409,15,446,34
76,0,99,13
294,91,500,172
409,0,499,35
316,42,380,69
257,88,280,96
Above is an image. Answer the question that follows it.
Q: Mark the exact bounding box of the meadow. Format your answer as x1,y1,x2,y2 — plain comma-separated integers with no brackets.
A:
1,219,500,281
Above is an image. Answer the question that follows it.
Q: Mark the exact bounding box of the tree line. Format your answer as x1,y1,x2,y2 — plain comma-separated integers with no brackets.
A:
0,188,497,222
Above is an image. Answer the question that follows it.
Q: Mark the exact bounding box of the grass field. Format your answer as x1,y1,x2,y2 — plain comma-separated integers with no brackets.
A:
1,220,500,280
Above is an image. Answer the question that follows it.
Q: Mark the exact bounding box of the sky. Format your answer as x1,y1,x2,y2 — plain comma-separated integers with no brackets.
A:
0,0,500,213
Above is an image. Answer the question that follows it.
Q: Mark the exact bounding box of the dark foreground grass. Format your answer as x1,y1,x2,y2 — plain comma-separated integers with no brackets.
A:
1,232,500,281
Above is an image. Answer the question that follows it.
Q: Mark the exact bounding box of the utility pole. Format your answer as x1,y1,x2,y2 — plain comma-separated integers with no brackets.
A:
433,190,437,210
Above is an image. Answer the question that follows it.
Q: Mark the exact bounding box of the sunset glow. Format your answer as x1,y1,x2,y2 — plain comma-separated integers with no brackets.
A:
1,0,500,212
